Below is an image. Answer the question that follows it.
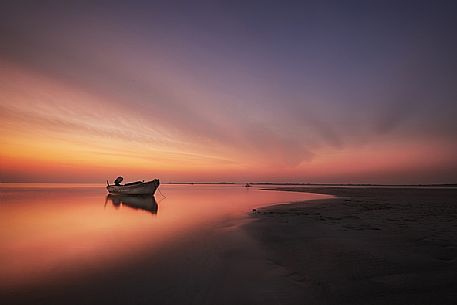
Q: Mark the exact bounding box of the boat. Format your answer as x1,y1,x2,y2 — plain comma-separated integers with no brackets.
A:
105,194,158,214
106,177,160,195
245,183,252,187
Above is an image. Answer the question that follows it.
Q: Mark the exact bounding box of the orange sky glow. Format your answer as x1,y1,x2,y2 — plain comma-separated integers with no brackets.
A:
1,62,456,183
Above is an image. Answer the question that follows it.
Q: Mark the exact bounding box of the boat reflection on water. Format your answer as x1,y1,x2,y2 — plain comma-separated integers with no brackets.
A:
105,194,158,215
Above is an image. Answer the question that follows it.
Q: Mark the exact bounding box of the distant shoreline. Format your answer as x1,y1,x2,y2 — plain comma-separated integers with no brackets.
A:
2,181,456,188
164,182,457,187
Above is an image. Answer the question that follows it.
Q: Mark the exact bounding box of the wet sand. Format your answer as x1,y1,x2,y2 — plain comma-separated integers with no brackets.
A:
248,187,457,305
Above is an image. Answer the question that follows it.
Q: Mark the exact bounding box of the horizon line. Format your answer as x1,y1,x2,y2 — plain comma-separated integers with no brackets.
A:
1,181,456,187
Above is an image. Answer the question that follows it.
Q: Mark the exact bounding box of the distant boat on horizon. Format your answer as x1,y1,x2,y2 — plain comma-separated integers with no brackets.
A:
106,177,160,195
245,183,252,187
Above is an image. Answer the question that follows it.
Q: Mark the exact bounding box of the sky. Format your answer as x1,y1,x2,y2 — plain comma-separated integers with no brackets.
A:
1,0,457,184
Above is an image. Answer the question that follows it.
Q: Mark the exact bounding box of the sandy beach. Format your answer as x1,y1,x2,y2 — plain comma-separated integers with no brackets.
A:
2,186,457,305
248,187,457,305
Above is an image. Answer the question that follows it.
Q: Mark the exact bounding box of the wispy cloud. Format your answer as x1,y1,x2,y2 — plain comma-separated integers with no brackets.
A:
1,1,456,182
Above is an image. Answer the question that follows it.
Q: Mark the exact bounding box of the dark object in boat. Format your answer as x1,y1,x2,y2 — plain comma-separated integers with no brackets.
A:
113,177,144,187
114,176,123,186
105,194,158,214
107,178,160,195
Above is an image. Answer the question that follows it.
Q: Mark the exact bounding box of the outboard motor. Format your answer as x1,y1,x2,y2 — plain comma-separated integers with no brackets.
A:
114,176,123,186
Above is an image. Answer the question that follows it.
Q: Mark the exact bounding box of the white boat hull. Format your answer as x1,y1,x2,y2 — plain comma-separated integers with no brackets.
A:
106,179,160,195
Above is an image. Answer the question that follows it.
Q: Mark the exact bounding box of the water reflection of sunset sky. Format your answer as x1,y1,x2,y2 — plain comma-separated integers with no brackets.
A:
0,184,330,290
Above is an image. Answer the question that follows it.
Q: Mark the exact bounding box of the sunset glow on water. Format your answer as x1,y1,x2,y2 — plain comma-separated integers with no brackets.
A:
0,184,330,291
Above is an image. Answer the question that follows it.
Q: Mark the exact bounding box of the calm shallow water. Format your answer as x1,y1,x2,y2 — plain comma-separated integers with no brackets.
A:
0,183,328,292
